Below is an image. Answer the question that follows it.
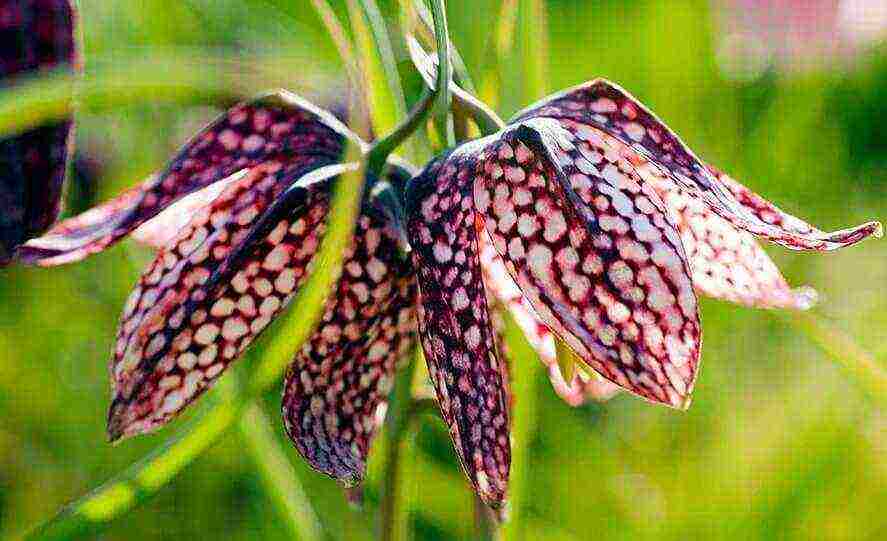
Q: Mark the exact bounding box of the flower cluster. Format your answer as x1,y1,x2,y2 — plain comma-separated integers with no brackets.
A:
3,0,881,509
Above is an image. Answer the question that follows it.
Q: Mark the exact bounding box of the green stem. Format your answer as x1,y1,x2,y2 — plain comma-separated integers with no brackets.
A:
411,0,475,92
451,87,504,135
474,495,499,541
428,0,453,145
405,36,504,136
358,0,409,119
778,311,887,404
365,0,452,174
497,313,541,541
239,404,324,541
379,354,419,541
366,87,434,174
25,398,242,541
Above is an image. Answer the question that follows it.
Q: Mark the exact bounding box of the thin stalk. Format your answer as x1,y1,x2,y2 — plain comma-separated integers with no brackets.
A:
366,87,433,173
405,37,504,135
778,311,887,404
239,404,324,541
453,87,504,135
428,0,453,145
497,312,541,541
365,0,452,174
309,0,360,89
25,398,241,541
410,0,475,92
474,495,499,541
379,354,418,541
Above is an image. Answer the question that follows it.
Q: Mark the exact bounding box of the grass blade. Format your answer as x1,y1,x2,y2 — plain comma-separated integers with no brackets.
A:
779,311,887,404
239,404,324,541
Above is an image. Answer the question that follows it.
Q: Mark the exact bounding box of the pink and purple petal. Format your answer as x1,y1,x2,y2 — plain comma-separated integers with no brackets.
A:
107,160,346,440
406,154,511,507
513,79,881,251
282,197,417,486
19,91,360,266
0,0,77,264
474,121,700,408
635,160,817,310
480,217,620,406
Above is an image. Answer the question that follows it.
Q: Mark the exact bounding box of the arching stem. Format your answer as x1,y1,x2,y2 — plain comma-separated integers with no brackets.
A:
366,0,452,175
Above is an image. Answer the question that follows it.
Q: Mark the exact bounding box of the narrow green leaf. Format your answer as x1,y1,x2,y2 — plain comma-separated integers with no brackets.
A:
517,0,548,101
358,0,408,120
379,352,419,541
250,149,366,391
778,311,887,404
498,311,541,541
347,0,399,136
26,398,240,541
239,404,325,541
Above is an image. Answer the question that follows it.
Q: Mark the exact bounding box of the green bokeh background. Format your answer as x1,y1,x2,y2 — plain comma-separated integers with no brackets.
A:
1,1,885,539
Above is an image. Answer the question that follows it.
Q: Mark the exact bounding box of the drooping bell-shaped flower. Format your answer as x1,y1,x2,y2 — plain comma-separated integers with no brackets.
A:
0,0,77,264
402,68,881,504
19,91,421,460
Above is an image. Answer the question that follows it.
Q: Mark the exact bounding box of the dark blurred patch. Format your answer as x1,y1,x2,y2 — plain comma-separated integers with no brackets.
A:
0,0,76,264
831,55,887,179
65,153,101,215
411,511,460,541
735,70,779,137
415,416,460,470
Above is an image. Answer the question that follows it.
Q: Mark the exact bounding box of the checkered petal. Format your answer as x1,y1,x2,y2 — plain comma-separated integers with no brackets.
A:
19,91,359,266
0,0,77,264
473,120,700,408
479,218,622,406
107,160,349,441
512,79,881,251
281,187,417,486
635,160,817,310
405,153,511,507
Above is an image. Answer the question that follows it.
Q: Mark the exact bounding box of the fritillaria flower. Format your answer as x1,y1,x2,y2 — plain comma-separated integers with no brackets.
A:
0,0,77,264
13,65,882,511
402,67,881,504
18,92,421,464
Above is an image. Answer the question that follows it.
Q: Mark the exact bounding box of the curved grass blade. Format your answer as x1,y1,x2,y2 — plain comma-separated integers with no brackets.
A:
239,403,324,541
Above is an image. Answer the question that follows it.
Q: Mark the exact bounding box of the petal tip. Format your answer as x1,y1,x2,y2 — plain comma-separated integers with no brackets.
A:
820,220,883,249
344,486,364,510
106,397,156,443
106,408,127,444
791,286,819,311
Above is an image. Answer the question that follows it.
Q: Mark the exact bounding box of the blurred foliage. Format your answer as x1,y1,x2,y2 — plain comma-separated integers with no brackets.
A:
1,0,885,540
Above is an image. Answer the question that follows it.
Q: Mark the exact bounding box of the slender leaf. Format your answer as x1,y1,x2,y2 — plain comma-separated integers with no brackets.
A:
239,404,324,541
779,311,887,404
